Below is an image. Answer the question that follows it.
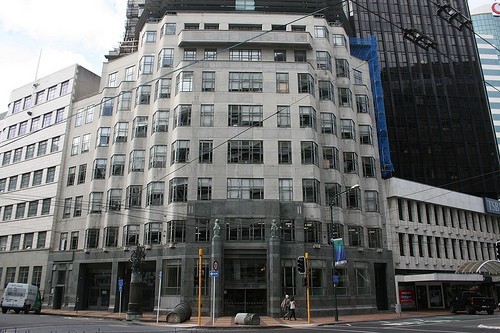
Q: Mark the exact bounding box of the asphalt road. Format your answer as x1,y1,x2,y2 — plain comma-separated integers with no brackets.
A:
1,313,500,333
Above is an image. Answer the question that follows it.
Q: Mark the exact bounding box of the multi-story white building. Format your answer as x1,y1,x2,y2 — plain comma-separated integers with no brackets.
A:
0,65,100,305
46,12,393,317
385,178,500,311
471,4,500,155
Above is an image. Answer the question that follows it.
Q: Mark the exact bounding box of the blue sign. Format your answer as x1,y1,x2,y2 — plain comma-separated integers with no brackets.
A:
484,197,500,216
209,271,219,277
118,278,124,292
332,275,339,284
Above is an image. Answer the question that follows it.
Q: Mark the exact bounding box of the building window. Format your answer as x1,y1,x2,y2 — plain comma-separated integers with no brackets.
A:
175,71,193,93
183,48,196,60
3,205,13,221
227,178,264,199
23,96,32,110
155,78,171,100
25,144,35,159
32,170,43,186
323,147,340,170
107,189,122,211
162,259,182,296
228,140,263,164
304,221,321,243
229,72,262,92
145,222,162,245
298,73,314,95
31,117,40,132
0,178,5,192
133,116,148,138
162,23,176,35
173,105,191,128
228,105,263,127
18,121,28,136
359,125,373,145
336,59,350,78
110,155,125,176
343,152,358,174
15,203,26,219
83,229,99,249
229,49,261,61
70,231,79,250
277,105,290,128
302,179,321,204
150,145,168,168
140,55,154,75
7,125,17,139
299,106,316,129
8,176,17,191
126,185,142,208
294,49,307,62
199,140,213,163
365,191,379,212
77,164,87,184
67,166,76,186
153,110,169,132
12,100,21,113
123,225,140,246
74,196,83,217
202,71,215,92
276,73,289,93
41,198,51,215
204,49,217,60
316,51,332,71
355,265,370,295
166,221,186,243
107,72,117,87
17,266,28,283
368,228,382,248
278,141,292,164
42,112,52,127
114,122,128,143
168,178,187,203
349,226,363,247
314,26,329,38
136,85,151,105
341,119,355,139
158,48,174,68
225,219,265,241
171,140,190,164
37,140,47,156
280,219,295,241
52,136,61,152
23,233,33,249
89,192,103,213
270,48,286,61
147,181,165,206
346,186,361,209
59,232,68,250
65,199,76,221
36,232,46,248
321,113,336,134
200,105,214,127
319,81,334,101
197,178,212,200
118,91,132,110
35,90,45,105
279,179,293,202
85,106,94,123
27,200,38,217
2,151,11,166
129,150,145,172
67,136,80,156
354,70,363,84
97,127,111,147
101,98,114,116
356,95,369,113
142,30,156,44
301,141,319,165
333,34,347,46
362,157,376,177
93,158,107,179
104,227,119,248
195,219,210,242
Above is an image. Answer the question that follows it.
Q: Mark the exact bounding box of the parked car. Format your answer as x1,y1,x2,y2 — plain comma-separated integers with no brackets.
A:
450,291,496,315
1,283,42,314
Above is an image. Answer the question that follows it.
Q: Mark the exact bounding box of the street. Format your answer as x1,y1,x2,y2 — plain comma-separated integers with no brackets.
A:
1,313,500,333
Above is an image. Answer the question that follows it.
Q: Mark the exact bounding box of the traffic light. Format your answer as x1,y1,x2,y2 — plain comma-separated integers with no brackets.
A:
496,241,500,260
297,256,305,274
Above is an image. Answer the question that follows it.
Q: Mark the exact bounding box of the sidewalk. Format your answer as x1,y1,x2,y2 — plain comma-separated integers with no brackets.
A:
41,308,451,328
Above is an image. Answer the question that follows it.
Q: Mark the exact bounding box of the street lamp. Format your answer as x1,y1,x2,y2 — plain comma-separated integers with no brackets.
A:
330,184,359,322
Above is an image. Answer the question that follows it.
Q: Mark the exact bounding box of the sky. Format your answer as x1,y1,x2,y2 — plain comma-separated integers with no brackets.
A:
0,0,494,113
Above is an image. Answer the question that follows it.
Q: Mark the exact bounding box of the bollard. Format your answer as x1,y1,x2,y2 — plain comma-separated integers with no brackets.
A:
234,313,260,325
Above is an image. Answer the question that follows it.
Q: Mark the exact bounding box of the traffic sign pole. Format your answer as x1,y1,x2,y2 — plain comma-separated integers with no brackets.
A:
157,270,162,323
118,278,124,317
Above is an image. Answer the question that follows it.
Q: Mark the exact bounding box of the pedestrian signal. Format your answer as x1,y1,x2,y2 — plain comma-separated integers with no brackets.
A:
297,256,305,274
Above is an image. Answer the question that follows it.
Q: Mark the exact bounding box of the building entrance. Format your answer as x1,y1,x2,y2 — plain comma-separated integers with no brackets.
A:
224,289,267,315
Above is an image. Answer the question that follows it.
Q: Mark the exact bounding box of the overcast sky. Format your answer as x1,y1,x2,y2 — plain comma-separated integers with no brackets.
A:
0,0,494,113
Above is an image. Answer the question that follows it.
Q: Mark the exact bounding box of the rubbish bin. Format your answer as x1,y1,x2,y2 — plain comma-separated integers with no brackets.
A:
166,302,192,323
234,313,260,325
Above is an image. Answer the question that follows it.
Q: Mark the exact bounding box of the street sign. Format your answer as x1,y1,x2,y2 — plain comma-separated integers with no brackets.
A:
118,278,124,292
213,260,219,271
209,271,219,277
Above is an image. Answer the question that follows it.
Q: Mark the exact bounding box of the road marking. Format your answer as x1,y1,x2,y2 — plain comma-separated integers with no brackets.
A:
478,324,500,330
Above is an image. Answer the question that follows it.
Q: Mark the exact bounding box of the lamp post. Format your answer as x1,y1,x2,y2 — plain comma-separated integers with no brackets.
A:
330,184,359,322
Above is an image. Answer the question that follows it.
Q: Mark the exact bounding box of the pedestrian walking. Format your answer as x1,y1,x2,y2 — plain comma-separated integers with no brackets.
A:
288,296,297,320
280,295,290,319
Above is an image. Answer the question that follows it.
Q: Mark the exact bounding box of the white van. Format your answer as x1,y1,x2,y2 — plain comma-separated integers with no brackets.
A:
1,283,41,314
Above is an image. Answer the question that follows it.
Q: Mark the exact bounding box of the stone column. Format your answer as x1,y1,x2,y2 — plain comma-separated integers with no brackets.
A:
127,245,145,320
268,219,281,317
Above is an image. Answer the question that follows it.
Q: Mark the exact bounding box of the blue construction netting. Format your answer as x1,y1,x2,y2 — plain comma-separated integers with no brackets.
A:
350,36,394,179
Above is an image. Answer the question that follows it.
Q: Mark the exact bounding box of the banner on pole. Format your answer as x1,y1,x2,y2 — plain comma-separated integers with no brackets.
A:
332,238,347,265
